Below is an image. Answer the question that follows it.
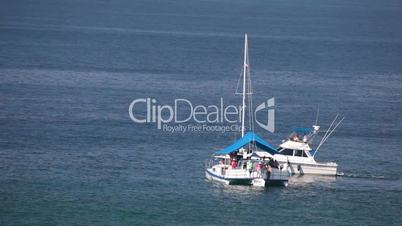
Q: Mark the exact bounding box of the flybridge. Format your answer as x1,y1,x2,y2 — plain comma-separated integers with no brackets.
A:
129,98,243,129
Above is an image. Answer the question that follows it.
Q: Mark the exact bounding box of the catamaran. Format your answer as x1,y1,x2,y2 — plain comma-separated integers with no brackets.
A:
205,34,289,187
274,115,344,176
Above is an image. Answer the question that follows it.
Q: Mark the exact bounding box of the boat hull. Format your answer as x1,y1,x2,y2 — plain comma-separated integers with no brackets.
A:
280,161,337,176
205,169,251,185
205,168,288,187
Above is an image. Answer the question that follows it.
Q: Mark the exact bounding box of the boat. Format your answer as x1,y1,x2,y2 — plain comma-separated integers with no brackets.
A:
205,34,289,187
274,115,344,176
205,132,290,187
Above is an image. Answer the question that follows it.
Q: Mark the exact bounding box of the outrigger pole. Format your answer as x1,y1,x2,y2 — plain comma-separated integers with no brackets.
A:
314,115,345,157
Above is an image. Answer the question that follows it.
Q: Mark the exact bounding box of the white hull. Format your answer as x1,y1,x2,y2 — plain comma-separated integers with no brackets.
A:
205,170,230,185
205,166,288,187
280,161,337,176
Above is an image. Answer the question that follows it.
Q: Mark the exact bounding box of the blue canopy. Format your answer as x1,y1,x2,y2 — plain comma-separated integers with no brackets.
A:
214,132,278,155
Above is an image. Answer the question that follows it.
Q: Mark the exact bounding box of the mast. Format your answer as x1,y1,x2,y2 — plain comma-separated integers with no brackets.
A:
241,34,248,137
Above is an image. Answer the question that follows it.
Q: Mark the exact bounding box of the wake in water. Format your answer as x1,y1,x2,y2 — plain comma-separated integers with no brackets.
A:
339,172,399,181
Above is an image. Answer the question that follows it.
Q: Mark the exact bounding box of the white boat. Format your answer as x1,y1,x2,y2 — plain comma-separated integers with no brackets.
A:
205,34,289,187
274,121,343,176
205,132,290,187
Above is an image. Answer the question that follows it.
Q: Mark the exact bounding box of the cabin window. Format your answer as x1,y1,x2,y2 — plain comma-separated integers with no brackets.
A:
302,151,308,157
295,150,303,157
280,149,294,156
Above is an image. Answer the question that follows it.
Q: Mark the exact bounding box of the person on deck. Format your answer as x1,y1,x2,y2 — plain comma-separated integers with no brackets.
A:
230,159,237,169
246,159,253,175
256,161,262,176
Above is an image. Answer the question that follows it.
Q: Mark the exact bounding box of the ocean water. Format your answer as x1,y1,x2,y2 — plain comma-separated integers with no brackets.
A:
1,0,401,225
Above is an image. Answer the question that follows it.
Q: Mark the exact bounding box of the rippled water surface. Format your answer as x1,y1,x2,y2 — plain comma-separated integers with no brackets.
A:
1,0,401,225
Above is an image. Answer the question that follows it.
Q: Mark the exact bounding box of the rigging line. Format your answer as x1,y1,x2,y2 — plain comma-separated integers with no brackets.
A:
249,75,254,133
249,66,255,133
235,69,243,95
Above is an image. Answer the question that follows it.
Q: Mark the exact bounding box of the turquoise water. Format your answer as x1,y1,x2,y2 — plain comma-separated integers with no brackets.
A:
1,0,401,225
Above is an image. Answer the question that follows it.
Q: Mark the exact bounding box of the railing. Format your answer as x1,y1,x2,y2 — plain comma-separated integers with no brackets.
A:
205,159,214,169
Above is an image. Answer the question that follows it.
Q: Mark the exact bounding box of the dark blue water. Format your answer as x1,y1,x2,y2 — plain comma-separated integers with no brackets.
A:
1,0,401,225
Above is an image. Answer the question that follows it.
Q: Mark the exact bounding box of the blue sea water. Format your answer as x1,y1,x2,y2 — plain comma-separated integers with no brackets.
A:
1,0,402,225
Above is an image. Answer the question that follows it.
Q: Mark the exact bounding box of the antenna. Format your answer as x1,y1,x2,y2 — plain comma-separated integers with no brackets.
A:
314,105,320,125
